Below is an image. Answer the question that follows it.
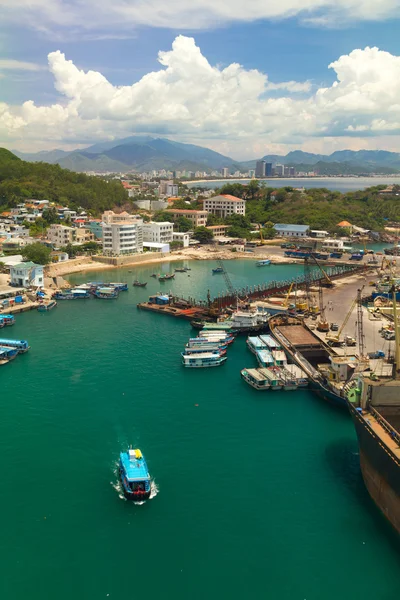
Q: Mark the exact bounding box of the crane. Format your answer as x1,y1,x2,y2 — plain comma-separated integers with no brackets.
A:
317,283,329,332
282,282,294,307
308,253,333,287
356,287,366,359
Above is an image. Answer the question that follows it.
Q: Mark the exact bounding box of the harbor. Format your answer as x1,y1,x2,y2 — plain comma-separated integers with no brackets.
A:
1,258,399,600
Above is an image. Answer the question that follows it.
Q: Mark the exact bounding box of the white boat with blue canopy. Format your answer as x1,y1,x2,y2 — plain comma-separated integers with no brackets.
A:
256,349,274,368
0,314,15,326
259,335,282,351
187,338,227,349
119,448,151,500
0,338,29,352
182,353,227,368
246,336,267,354
0,346,18,361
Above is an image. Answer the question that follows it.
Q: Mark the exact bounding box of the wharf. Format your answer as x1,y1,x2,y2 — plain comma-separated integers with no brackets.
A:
137,302,208,320
0,301,39,314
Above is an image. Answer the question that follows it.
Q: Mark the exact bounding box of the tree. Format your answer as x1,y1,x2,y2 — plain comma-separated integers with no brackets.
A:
170,240,183,250
61,243,78,258
174,216,192,232
42,206,60,224
206,213,224,226
227,226,250,239
22,242,52,265
171,199,191,209
192,226,214,244
81,241,100,253
152,211,173,222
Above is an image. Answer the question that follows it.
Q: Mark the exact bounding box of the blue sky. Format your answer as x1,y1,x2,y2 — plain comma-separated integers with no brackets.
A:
2,1,400,158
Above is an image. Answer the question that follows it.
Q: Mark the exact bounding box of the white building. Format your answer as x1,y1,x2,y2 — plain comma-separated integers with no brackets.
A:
158,180,178,196
142,221,174,244
321,239,346,250
273,224,310,238
203,195,246,218
48,224,75,246
10,262,44,287
101,211,143,256
172,232,190,247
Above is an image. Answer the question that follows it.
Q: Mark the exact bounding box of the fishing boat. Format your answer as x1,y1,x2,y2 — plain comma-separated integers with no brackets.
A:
53,289,90,300
256,349,274,368
186,340,227,351
0,338,29,353
271,366,297,390
119,448,151,500
182,347,226,356
93,286,119,299
198,332,235,344
132,281,147,287
37,300,57,312
0,348,11,365
283,364,309,387
174,268,187,273
272,350,287,367
201,321,235,332
0,346,18,362
182,352,227,368
259,335,282,351
109,282,128,291
246,336,267,354
159,273,175,282
0,314,15,326
212,267,224,273
256,259,271,267
241,368,270,390
150,274,158,278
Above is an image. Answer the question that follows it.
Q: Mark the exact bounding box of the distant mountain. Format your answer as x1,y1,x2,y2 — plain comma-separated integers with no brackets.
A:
17,136,239,173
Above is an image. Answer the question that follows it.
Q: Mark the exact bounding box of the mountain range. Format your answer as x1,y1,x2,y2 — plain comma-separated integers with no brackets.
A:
13,137,400,175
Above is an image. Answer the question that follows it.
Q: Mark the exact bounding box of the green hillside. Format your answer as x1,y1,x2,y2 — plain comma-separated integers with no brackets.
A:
0,148,128,214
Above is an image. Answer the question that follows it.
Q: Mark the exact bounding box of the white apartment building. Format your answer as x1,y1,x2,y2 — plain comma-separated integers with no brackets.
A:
142,221,174,244
172,232,190,247
48,224,75,246
158,180,179,197
101,211,143,256
203,195,246,218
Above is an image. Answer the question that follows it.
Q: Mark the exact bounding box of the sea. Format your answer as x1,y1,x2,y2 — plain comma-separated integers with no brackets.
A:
1,260,399,600
187,177,400,193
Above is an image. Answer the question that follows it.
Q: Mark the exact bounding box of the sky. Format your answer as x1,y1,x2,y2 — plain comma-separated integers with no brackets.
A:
2,0,400,159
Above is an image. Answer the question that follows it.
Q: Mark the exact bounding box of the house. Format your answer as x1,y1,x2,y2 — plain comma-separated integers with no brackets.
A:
10,262,44,287
310,230,329,239
337,220,353,234
50,251,69,262
142,242,170,253
203,195,246,218
101,211,143,256
164,209,208,227
172,232,190,247
273,224,310,238
48,224,75,246
74,228,94,244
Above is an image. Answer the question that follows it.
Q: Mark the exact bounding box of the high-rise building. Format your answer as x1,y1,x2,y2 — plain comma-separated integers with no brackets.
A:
101,211,143,256
222,167,229,178
249,170,255,178
275,164,284,177
265,163,273,177
255,160,266,178
289,167,296,177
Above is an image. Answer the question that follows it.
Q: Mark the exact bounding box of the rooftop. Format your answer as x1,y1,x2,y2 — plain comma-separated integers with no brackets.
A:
273,223,310,232
12,261,42,269
165,209,206,214
337,220,352,227
209,194,244,202
120,450,150,482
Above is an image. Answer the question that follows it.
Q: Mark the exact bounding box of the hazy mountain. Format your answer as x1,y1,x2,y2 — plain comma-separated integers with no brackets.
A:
13,148,71,163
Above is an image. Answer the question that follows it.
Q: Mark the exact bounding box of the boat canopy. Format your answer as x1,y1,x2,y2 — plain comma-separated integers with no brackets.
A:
0,338,28,349
120,450,150,482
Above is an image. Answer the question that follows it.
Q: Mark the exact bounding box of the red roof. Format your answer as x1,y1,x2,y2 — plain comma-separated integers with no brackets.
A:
165,209,206,214
337,220,352,227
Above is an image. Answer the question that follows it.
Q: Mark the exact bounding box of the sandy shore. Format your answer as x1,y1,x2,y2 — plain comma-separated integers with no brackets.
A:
45,246,296,277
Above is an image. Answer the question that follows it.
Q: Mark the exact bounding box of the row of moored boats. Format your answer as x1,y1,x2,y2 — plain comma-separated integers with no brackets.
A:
181,328,235,367
241,334,309,391
53,281,128,300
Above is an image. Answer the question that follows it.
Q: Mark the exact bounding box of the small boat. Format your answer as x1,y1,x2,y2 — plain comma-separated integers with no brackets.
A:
272,350,287,367
174,268,187,273
182,353,227,368
212,267,224,274
119,448,151,500
258,368,283,390
241,368,270,390
93,287,119,299
0,314,15,326
159,273,175,281
201,322,235,332
259,335,282,351
109,282,128,291
198,332,235,344
133,281,147,287
53,289,90,300
246,336,267,354
150,274,158,278
0,338,29,353
186,340,227,350
37,300,57,312
182,347,226,356
256,259,271,267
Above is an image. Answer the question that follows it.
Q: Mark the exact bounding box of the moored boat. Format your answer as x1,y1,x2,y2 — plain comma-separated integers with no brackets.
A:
256,349,274,368
182,353,227,368
186,339,227,351
93,287,119,299
132,281,147,287
241,368,270,390
0,314,15,326
256,259,271,266
257,367,283,390
159,273,175,281
119,448,151,500
0,346,18,361
0,338,29,353
246,336,267,354
109,282,128,291
53,289,90,300
212,267,224,274
37,300,57,312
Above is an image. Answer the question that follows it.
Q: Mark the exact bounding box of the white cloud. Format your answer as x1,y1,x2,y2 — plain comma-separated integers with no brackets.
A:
0,59,44,71
2,37,400,156
1,0,400,32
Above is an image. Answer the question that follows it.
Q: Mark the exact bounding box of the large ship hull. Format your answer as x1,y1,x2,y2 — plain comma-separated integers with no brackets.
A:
348,402,400,534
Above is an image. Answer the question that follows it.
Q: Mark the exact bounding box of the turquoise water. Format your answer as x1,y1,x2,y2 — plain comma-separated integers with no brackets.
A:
1,260,399,599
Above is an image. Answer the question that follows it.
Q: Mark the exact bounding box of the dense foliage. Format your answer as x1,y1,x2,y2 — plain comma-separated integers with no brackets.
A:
215,182,400,232
22,242,52,265
0,149,128,214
